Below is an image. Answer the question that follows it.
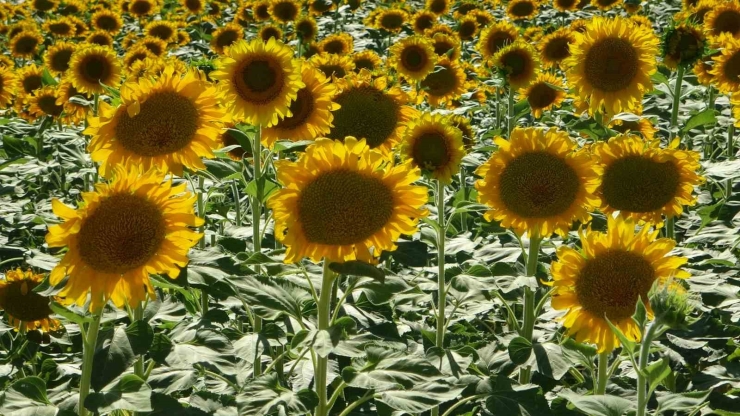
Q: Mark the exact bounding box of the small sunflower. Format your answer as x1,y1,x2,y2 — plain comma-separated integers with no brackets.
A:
212,38,304,127
554,0,579,12
137,36,169,57
470,9,494,26
10,31,43,59
182,0,205,14
520,72,567,118
426,0,450,15
126,56,188,83
268,137,428,263
0,66,19,109
630,15,653,28
425,23,456,38
475,127,601,237
128,0,158,17
477,20,519,60
457,15,479,41
704,1,740,39
319,33,354,55
253,0,272,21
270,0,300,23
447,114,475,148
310,52,356,79
29,86,65,119
86,67,228,177
46,165,203,313
523,26,545,43
592,134,703,225
564,17,659,117
399,112,464,183
493,40,540,89
123,45,156,68
211,23,244,55
60,0,87,14
145,20,179,43
419,57,467,106
570,18,590,33
32,0,58,12
0,269,60,333
67,45,122,95
662,23,706,69
592,0,623,10
92,10,123,33
262,62,340,148
17,64,44,103
43,17,76,38
308,0,335,15
56,81,90,125
709,33,740,94
539,27,576,69
374,9,409,33
295,15,319,41
607,116,657,140
551,215,690,352
352,50,383,73
44,41,76,76
455,0,479,16
412,10,437,34
87,30,114,46
259,24,284,42
507,0,539,20
390,35,438,82
431,33,462,60
682,0,714,24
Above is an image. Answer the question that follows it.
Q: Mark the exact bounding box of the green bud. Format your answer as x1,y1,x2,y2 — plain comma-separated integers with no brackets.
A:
649,280,695,330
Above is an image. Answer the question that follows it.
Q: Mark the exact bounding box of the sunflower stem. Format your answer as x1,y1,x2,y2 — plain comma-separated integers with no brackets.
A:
636,322,660,416
507,87,515,135
435,179,447,349
133,304,144,378
595,351,609,395
728,123,736,160
197,175,206,249
252,126,264,378
232,180,241,227
519,232,541,384
666,216,676,241
315,260,336,416
79,313,102,416
459,168,467,233
670,65,684,146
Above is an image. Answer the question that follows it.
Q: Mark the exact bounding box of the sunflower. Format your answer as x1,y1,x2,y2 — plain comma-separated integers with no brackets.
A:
471,9,494,26
220,124,251,161
270,0,300,23
43,17,76,38
45,41,77,76
457,15,478,41
0,269,60,333
56,81,90,125
399,112,464,183
138,36,169,57
374,9,409,33
607,116,657,140
295,15,319,41
346,0,362,10
456,0,479,16
554,0,579,12
128,0,158,17
412,10,437,34
91,10,123,33
447,114,475,147
0,66,19,109
85,30,113,47
419,57,467,106
32,0,58,12
17,64,44,104
570,18,590,33
493,40,540,89
67,45,122,95
431,33,462,60
0,55,13,68
520,72,567,118
262,62,340,148
302,42,321,58
268,137,427,263
565,17,659,117
592,135,703,225
426,23,456,38
259,24,284,42
123,45,156,68
60,0,86,14
693,50,718,86
310,52,356,79
630,15,653,28
507,0,539,20
352,50,383,72
475,127,601,237
86,67,227,177
145,20,179,43
308,0,335,15
523,27,545,43
539,27,575,69
390,35,438,82
46,165,203,312
317,33,352,56
10,31,43,59
253,0,272,21
550,215,690,352
477,20,519,60
176,30,191,46
623,1,641,13
212,38,303,127
704,1,740,39
211,23,244,55
426,0,450,15
592,0,623,10
182,0,205,14
127,56,188,83
662,23,706,69
7,22,38,40
28,86,65,120
709,33,740,93
682,0,714,24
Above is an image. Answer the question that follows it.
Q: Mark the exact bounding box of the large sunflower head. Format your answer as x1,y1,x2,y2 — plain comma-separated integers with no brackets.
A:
45,41,77,76
270,0,300,22
261,62,340,148
704,1,740,40
211,23,245,55
295,15,319,41
85,66,228,177
145,20,179,43
212,38,303,126
268,137,428,263
477,20,519,60
399,112,464,183
413,10,438,34
319,33,354,55
431,32,462,60
426,0,450,15
709,33,740,94
507,0,539,20
29,86,65,119
551,215,690,352
592,134,704,225
327,70,417,155
475,127,602,237
519,72,567,119
564,17,659,117
662,22,707,69
390,35,438,82
493,40,540,89
0,269,61,333
67,44,122,95
0,66,19,109
419,57,467,106
10,30,43,59
310,52,356,79
539,27,576,69
92,9,123,33
43,17,76,38
46,165,204,312
352,50,383,73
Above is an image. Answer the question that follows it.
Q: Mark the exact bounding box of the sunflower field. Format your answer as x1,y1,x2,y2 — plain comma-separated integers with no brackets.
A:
1,0,740,415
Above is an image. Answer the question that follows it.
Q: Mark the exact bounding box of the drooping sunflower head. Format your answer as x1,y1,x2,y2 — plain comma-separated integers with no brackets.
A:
352,50,383,73
261,62,340,148
564,17,659,117
212,38,304,126
607,115,656,140
44,41,76,76
419,57,467,106
431,32,462,60
295,15,319,41
426,0,450,15
704,1,740,40
319,33,355,55
709,33,740,94
46,165,204,312
270,0,300,23
259,24,284,42
43,17,76,38
268,137,428,263
399,112,464,183
92,10,123,33
0,269,61,333
0,66,19,109
507,0,539,20
457,15,479,41
145,20,179,43
551,215,690,352
554,0,579,12
477,20,519,60
29,86,65,119
310,52,356,79
493,40,540,89
539,27,575,68
475,127,602,237
67,44,122,95
662,22,706,69
210,23,244,55
390,35,438,82
413,10,437,34
592,134,704,225
519,72,567,119
10,30,43,59
85,66,228,176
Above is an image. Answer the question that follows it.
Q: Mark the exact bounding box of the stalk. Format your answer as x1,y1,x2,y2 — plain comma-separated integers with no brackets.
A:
595,351,609,395
232,180,241,227
197,175,206,249
252,127,264,377
636,323,660,416
728,124,735,198
519,232,541,384
507,87,515,134
315,261,336,416
435,180,447,349
79,313,102,416
133,304,144,378
671,65,685,135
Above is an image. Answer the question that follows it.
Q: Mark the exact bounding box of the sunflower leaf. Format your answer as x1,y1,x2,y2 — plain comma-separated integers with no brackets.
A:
49,301,92,325
329,260,384,282
604,315,638,356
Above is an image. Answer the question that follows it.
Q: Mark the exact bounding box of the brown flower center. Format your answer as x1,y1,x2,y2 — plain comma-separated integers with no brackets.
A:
401,45,428,71
329,86,400,149
412,130,450,170
711,9,740,36
510,1,535,18
274,87,315,130
233,58,286,104
543,36,571,63
722,51,740,86
601,155,681,213
527,82,558,109
0,279,53,322
78,54,113,86
584,37,639,92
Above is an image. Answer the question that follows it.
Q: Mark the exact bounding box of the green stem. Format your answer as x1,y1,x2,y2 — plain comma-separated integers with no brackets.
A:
728,123,735,160
671,65,684,132
636,323,660,416
79,313,102,416
595,351,609,395
315,261,336,416
519,233,541,384
252,126,264,377
232,180,241,227
459,168,467,233
507,87,515,134
666,216,675,241
435,180,447,349
197,175,206,250
36,116,51,159
133,304,144,378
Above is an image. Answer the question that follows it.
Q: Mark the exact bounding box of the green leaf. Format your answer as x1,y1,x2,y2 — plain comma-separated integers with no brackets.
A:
85,375,153,413
532,342,571,380
681,108,716,134
558,390,633,416
329,260,385,282
150,333,173,363
380,240,429,267
633,297,648,330
49,301,92,325
230,275,311,320
0,377,57,416
655,390,711,415
379,378,468,413
481,375,552,416
92,327,137,391
604,315,638,355
237,374,318,415
342,347,442,390
125,320,154,356
245,177,280,203
2,136,28,158
41,68,58,86
646,357,672,397
7,377,49,404
224,127,252,154
508,336,533,365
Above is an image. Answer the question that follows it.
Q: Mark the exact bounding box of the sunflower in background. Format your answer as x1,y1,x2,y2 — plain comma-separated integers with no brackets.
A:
10,30,43,59
553,0,579,12
319,33,355,55
91,9,123,34
127,0,159,18
426,0,450,16
32,0,58,12
16,64,45,106
539,28,575,69
43,17,77,39
145,20,179,43
270,0,300,23
704,1,740,40
373,8,410,33
0,269,61,333
390,35,437,82
457,15,479,41
66,45,122,95
709,33,740,94
310,53,356,78
137,36,169,57
352,50,383,73
56,81,90,125
693,50,719,86
412,10,437,34
507,0,539,20
592,0,623,11
45,41,77,76
447,114,475,148
477,20,518,61
0,66,19,109
608,116,657,140
309,0,335,15
399,112,464,183
520,72,567,118
28,87,65,121
258,24,284,43
211,23,244,54
295,15,319,42
550,215,690,352
418,57,467,106
475,127,601,237
662,22,706,70
46,165,204,313
123,45,157,68
182,0,205,14
493,40,540,89
430,33,461,60
268,137,428,263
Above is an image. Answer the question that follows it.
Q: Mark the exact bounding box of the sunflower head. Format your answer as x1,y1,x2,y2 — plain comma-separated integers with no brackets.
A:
310,52,356,79
92,10,123,33
56,81,90,125
43,17,76,38
10,30,43,59
182,0,205,13
507,0,539,20
419,57,467,106
412,10,437,34
32,0,58,12
554,0,579,12
0,269,61,333
211,23,244,55
705,1,740,40
352,50,383,73
519,72,567,118
295,15,319,41
551,215,690,352
128,0,158,17
477,21,519,60
607,115,656,140
373,9,409,33
457,15,479,41
67,44,122,95
268,137,428,263
87,30,114,47
390,35,438,82
493,40,540,89
17,64,44,100
259,24,284,43
447,114,475,148
592,0,623,10
431,33,462,60
539,27,575,68
137,36,169,57
309,0,335,15
708,33,740,94
475,127,601,237
44,41,76,76
426,0,450,15
29,86,65,119
399,112,464,183
319,33,355,55
0,66,19,109
145,20,179,43
270,0,300,22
